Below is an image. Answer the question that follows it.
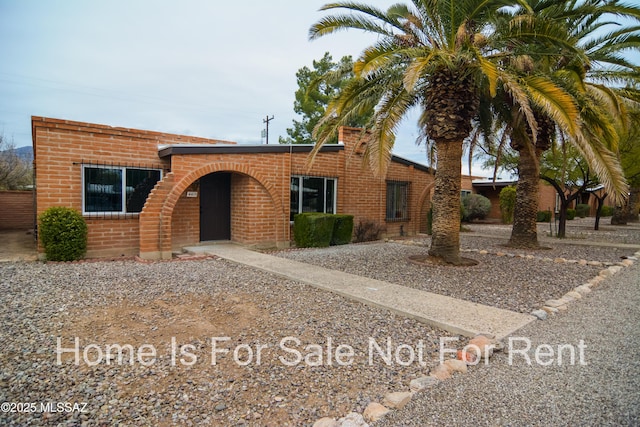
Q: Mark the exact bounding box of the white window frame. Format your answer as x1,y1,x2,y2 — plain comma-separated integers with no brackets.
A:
82,164,162,215
290,176,337,221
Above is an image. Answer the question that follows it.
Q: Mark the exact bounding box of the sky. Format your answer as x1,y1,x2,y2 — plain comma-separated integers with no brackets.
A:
0,0,437,169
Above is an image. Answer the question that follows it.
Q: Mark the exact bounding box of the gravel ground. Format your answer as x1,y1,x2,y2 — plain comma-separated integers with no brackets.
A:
376,259,640,426
0,259,456,426
275,242,605,313
1,220,638,426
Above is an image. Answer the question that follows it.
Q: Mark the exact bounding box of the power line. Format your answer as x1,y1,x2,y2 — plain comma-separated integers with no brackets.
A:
263,115,274,144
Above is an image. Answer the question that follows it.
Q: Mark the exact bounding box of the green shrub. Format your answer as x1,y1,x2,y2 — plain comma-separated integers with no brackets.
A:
461,194,492,222
576,204,590,218
426,207,433,235
331,214,354,245
499,186,516,224
599,205,614,217
537,210,552,222
293,213,336,248
566,208,576,220
39,207,88,261
354,219,384,243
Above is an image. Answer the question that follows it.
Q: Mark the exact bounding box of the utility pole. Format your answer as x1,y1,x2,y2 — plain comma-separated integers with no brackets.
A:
263,115,274,144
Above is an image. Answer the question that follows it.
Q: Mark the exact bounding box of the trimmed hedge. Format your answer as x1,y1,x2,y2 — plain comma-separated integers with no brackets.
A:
331,214,354,245
39,207,88,261
537,210,552,222
566,208,576,220
576,204,590,218
294,213,355,247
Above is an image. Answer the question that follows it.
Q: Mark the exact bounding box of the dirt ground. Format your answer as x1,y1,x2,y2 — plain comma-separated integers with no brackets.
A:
0,229,37,261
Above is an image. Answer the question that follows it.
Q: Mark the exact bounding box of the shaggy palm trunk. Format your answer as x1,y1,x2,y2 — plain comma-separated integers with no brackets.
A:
429,139,463,264
509,145,541,248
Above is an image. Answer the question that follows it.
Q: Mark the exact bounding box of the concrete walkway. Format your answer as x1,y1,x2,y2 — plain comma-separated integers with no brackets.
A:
184,243,535,340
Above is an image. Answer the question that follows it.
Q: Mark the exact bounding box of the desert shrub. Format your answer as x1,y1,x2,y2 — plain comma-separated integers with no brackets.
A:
537,210,552,222
566,208,576,220
599,205,614,217
499,186,516,224
39,207,88,261
331,214,354,245
575,203,590,218
461,194,491,222
293,213,336,248
353,219,384,243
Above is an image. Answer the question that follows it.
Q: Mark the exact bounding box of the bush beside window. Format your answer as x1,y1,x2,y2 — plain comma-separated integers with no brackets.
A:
39,207,88,261
293,213,354,247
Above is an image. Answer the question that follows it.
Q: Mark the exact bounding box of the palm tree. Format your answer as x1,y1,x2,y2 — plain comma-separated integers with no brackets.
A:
308,0,580,264
505,0,639,248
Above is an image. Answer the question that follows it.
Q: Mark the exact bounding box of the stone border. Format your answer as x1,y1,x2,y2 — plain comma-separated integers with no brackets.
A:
309,244,640,427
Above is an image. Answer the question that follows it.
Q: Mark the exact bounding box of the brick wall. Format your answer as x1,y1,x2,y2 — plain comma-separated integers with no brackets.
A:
34,117,436,259
0,191,35,230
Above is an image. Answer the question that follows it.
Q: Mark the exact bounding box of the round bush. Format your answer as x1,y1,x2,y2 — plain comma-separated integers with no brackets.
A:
461,194,492,222
39,207,88,261
499,186,516,224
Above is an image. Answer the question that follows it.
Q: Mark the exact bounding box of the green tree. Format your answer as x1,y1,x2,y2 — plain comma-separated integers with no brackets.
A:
613,107,640,224
308,0,578,265
540,145,598,238
505,0,639,247
280,53,371,144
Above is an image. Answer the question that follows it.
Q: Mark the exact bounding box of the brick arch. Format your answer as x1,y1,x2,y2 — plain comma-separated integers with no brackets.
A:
151,162,285,257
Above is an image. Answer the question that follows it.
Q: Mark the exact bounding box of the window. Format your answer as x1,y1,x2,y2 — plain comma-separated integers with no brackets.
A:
83,166,161,214
386,181,409,221
461,190,472,197
290,176,336,221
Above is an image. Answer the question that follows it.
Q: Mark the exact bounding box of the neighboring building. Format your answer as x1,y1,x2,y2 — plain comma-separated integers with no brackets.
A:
33,117,438,259
472,179,614,220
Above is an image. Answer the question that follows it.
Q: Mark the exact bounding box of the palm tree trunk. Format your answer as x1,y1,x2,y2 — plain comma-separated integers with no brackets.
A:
429,139,464,264
509,145,541,248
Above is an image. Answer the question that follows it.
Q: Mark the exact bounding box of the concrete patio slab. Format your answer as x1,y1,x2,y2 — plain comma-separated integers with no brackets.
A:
185,243,536,340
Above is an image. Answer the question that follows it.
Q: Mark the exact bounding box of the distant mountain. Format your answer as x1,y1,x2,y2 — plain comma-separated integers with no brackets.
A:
1,145,33,162
15,146,33,161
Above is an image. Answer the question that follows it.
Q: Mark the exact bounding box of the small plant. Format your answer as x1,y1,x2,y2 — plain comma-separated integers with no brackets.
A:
331,214,354,245
537,210,552,222
566,208,577,220
575,203,590,218
499,186,516,224
353,219,384,243
599,205,614,217
461,194,491,222
39,207,88,261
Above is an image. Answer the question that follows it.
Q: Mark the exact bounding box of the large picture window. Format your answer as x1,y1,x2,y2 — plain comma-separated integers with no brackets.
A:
386,181,409,221
83,166,161,214
290,176,336,221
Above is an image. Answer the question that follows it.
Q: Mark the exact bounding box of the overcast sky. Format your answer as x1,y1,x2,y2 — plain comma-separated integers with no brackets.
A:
1,1,637,176
0,0,433,165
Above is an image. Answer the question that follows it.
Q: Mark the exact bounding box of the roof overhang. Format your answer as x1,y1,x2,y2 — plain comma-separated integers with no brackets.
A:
158,143,344,158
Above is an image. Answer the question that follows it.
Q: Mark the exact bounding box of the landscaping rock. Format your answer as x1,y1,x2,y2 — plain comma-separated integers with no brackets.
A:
566,291,582,299
444,359,468,374
363,402,390,423
467,335,495,360
532,309,548,320
382,391,412,410
314,418,338,427
337,412,368,427
429,363,452,380
409,376,440,393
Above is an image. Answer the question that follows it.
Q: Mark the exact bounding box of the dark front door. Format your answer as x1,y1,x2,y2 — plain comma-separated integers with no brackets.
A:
200,173,231,241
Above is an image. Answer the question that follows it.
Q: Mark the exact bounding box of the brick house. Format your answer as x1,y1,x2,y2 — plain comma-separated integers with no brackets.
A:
32,117,447,259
